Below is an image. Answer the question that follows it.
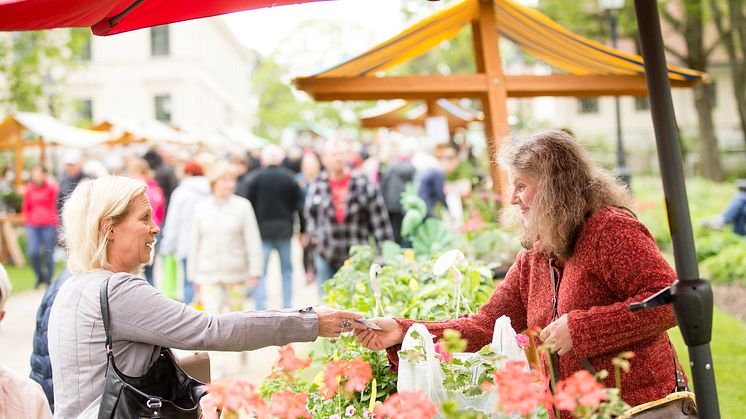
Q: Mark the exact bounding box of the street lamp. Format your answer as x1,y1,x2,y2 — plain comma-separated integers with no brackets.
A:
599,0,631,189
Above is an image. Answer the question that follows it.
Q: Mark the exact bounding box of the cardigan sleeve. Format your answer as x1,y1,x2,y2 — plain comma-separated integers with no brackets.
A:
108,273,319,351
386,252,529,367
567,212,677,358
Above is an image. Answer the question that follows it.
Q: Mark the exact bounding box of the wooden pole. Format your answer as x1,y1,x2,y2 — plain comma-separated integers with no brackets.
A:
13,127,24,191
472,0,510,196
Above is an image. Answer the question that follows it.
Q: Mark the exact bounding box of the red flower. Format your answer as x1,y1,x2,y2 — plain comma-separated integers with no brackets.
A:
343,357,373,393
276,345,311,373
434,342,453,362
201,379,265,419
493,360,546,416
269,391,310,419
554,370,607,412
375,391,438,419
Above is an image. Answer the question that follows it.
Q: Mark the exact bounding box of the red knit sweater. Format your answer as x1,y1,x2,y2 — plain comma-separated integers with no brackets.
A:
389,207,681,408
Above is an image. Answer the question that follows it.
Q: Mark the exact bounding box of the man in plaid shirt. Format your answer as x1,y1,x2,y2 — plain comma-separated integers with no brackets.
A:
305,139,393,295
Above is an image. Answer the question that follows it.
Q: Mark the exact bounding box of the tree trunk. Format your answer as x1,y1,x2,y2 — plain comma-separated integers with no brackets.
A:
693,83,724,180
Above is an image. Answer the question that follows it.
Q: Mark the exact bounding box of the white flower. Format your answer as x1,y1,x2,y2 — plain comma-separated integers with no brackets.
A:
345,405,356,416
362,409,372,418
329,414,341,419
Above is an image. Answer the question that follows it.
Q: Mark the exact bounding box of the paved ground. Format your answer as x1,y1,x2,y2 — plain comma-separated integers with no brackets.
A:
0,238,321,384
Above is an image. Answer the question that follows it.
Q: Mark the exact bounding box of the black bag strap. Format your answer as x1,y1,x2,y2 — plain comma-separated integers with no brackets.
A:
581,339,688,392
99,276,113,357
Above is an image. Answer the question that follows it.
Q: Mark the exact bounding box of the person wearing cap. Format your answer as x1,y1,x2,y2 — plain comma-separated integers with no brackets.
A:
0,263,53,418
57,149,89,216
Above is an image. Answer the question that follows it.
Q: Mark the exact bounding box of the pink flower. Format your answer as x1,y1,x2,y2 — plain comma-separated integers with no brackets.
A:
459,212,485,233
434,342,453,362
554,370,607,412
320,360,345,399
375,391,438,419
201,379,268,419
493,360,546,416
345,405,356,416
344,357,373,393
515,334,530,349
277,345,311,373
269,391,310,419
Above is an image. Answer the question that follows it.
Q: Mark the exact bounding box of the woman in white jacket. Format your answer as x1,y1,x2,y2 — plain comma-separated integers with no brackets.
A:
189,161,263,314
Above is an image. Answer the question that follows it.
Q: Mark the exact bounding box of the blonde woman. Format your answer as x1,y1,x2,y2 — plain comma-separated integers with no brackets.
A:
48,175,363,418
189,161,261,314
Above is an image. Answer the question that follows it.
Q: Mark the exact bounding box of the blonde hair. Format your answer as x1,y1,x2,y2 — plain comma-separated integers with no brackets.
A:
61,176,147,273
207,161,236,190
0,263,10,312
499,130,632,259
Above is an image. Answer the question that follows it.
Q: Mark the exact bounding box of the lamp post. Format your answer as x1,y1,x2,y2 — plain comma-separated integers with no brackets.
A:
600,0,631,189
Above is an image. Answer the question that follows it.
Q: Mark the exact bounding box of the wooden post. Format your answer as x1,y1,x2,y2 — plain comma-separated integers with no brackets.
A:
472,0,510,197
14,129,24,192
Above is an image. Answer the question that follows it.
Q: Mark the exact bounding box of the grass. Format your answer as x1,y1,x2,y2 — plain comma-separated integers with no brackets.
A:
5,262,63,294
669,307,746,418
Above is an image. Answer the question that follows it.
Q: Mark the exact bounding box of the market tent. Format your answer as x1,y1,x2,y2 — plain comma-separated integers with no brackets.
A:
0,112,114,189
360,99,482,132
221,126,270,149
0,0,326,35
294,0,705,193
92,117,201,146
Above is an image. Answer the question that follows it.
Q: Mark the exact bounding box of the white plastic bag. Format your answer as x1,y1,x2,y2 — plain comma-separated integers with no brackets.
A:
397,316,529,417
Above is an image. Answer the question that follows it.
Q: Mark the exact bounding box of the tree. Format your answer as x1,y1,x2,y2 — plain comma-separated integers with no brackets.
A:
709,0,746,151
539,0,724,181
660,0,723,181
0,28,90,115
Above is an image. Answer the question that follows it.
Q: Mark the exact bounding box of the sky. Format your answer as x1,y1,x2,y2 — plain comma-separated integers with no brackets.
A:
223,0,442,73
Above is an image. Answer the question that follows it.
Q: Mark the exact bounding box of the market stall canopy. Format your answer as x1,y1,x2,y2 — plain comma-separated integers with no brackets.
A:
294,0,705,100
93,117,200,145
0,0,326,35
360,99,483,131
222,126,270,149
0,112,114,149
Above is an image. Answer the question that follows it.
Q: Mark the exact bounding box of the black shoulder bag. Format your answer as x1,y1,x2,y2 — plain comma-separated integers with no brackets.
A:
98,277,208,419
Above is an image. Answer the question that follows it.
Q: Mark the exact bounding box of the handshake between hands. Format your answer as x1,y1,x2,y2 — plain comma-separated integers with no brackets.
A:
315,308,404,350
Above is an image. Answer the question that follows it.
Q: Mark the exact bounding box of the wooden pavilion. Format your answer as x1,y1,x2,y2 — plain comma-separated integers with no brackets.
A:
360,99,483,133
293,0,705,194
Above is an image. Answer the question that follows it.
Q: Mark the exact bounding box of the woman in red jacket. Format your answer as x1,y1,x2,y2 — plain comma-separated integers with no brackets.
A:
22,165,59,288
356,130,684,410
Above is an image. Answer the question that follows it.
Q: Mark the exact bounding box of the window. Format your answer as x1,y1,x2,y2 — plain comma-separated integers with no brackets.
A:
578,98,599,114
155,95,172,123
150,26,170,56
76,99,93,122
634,96,650,111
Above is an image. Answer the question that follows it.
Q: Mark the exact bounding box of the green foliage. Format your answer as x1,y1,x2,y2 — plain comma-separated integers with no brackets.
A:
2,190,21,213
412,218,454,256
324,245,495,321
701,245,746,285
441,346,500,396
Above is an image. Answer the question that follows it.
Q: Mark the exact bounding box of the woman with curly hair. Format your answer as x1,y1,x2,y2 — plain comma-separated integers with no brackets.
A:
356,130,685,410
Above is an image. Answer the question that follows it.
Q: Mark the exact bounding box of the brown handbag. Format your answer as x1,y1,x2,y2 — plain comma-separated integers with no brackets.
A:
175,350,211,384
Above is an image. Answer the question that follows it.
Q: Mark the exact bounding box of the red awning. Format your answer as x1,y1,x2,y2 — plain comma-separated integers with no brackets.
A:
0,0,328,35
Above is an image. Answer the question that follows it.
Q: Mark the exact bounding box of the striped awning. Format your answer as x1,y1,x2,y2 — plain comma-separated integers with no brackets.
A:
304,0,704,82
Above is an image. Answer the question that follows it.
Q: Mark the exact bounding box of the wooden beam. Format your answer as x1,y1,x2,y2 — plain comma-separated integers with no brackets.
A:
294,74,698,101
474,0,510,196
294,75,489,100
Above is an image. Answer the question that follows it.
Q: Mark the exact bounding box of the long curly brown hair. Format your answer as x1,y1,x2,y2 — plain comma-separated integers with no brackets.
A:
499,130,633,259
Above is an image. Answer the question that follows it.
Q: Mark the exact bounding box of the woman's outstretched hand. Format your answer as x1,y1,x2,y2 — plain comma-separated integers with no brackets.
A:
354,318,404,350
316,307,365,338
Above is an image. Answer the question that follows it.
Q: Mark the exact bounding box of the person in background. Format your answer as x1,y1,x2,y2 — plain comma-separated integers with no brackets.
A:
0,263,53,418
296,151,322,284
305,138,394,295
29,269,71,412
159,161,210,304
231,152,251,198
189,161,263,314
56,149,88,217
703,179,746,236
415,143,460,218
381,143,417,246
127,157,165,286
23,165,59,288
356,130,685,409
144,147,179,215
247,145,305,310
48,175,363,417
